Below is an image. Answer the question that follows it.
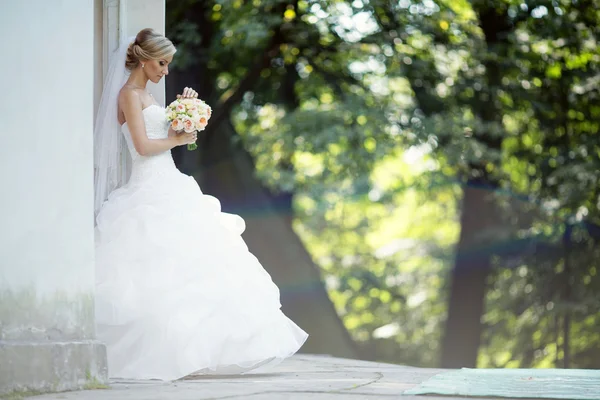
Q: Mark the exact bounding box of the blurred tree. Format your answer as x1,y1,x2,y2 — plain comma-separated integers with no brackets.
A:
475,0,600,369
361,0,600,367
165,0,600,368
164,0,386,358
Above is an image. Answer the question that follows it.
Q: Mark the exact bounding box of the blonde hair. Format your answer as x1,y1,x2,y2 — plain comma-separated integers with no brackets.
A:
125,28,176,71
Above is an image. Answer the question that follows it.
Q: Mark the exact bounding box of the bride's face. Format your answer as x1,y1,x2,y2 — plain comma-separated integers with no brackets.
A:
144,55,173,84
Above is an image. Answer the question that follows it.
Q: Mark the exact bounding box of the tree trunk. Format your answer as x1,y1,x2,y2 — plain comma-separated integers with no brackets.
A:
169,110,358,357
562,224,572,368
440,183,496,367
439,2,514,368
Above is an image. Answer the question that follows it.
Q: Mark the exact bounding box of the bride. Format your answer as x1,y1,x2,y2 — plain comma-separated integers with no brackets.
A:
93,28,308,381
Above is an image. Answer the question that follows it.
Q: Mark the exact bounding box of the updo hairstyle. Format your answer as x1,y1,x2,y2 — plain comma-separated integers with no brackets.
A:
125,28,176,71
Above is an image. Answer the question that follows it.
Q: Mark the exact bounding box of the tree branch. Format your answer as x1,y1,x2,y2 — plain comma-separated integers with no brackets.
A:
204,30,284,142
304,55,368,96
204,0,299,142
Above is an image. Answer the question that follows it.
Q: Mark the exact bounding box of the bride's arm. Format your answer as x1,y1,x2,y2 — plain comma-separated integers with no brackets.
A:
120,90,196,156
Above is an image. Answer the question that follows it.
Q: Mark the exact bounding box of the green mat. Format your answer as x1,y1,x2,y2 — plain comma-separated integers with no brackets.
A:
404,368,600,399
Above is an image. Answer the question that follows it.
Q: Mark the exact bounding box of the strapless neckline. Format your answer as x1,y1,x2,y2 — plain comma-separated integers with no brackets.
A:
120,104,163,127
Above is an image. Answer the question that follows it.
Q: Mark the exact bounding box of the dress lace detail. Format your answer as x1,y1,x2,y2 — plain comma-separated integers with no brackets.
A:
95,105,308,381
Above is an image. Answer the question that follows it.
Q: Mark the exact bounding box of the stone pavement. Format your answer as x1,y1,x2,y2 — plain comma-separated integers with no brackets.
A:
33,354,517,400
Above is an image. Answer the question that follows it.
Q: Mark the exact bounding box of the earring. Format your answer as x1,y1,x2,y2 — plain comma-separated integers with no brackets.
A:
142,63,145,68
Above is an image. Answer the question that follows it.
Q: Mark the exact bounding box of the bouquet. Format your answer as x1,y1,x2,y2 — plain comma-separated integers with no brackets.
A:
166,98,212,150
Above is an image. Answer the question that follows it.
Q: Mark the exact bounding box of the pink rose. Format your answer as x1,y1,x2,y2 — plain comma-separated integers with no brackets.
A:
176,104,186,112
171,118,184,131
183,118,195,133
197,119,208,131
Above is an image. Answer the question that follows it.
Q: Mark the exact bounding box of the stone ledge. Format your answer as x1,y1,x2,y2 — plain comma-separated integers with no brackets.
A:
0,340,107,396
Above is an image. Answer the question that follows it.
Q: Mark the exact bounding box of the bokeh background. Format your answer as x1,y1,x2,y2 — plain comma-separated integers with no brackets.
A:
164,0,600,370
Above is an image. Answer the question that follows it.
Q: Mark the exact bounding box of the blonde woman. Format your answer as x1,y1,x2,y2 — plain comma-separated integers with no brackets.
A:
93,28,307,380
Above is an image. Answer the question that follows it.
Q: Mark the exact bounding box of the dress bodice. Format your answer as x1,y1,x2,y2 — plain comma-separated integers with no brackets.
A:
121,104,177,183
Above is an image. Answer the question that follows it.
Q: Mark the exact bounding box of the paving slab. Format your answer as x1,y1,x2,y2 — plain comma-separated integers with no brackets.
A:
31,354,521,399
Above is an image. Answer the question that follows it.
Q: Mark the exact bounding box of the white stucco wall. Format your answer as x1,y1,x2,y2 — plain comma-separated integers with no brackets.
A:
0,0,165,393
0,0,95,339
0,0,166,341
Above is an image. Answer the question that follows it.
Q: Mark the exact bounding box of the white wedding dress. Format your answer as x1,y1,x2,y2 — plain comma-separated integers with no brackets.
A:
94,104,308,380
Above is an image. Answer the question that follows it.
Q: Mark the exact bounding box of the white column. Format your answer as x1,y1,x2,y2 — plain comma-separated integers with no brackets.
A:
0,0,107,396
100,0,166,106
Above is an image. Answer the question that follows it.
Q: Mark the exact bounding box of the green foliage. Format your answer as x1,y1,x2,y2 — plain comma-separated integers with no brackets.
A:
167,0,600,368
292,152,460,365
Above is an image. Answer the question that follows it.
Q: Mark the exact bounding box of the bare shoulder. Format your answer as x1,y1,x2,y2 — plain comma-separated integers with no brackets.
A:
118,87,142,110
118,88,144,125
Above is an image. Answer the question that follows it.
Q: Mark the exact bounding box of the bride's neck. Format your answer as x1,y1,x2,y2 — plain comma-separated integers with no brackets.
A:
126,69,148,89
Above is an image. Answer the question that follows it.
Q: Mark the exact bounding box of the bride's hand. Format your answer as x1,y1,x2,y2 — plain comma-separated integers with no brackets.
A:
176,131,197,146
168,126,181,138
176,87,198,99
168,125,196,145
